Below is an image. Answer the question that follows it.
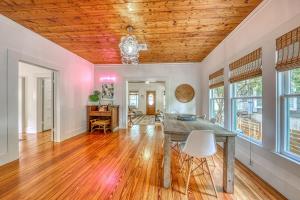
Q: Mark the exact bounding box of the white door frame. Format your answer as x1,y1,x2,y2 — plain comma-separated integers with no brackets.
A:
123,76,170,127
3,49,62,164
37,76,53,133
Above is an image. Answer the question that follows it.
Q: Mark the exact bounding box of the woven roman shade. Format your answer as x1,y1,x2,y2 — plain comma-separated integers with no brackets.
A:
209,68,224,89
276,26,300,71
229,48,262,83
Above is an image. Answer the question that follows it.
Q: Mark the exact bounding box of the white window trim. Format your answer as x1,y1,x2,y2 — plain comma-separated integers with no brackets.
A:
231,79,263,144
278,70,300,162
129,93,139,108
231,97,263,145
209,87,225,127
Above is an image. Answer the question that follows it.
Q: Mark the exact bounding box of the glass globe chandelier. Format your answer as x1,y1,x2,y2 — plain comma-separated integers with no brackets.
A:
119,26,147,64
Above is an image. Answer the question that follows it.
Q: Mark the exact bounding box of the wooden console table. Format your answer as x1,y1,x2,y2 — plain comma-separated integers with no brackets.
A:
87,105,119,132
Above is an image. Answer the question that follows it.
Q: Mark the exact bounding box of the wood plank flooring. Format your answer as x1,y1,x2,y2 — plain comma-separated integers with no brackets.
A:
0,125,286,200
18,131,53,155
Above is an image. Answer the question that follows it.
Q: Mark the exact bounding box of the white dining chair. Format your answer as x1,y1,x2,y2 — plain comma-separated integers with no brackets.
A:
181,130,218,197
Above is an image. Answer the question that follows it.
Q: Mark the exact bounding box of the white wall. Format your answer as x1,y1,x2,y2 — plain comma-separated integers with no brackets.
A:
94,63,201,128
18,62,52,134
0,15,94,166
199,1,300,199
128,82,165,114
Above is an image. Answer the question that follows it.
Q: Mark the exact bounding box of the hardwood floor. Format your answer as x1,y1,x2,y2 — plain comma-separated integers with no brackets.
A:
1,125,286,200
19,131,53,155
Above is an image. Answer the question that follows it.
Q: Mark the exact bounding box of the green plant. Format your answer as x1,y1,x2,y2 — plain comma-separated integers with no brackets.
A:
89,90,101,102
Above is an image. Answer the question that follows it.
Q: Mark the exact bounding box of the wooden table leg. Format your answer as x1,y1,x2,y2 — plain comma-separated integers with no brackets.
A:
223,136,235,193
163,134,171,188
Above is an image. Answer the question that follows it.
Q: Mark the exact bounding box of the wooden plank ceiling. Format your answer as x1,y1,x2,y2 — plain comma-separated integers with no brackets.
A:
0,0,262,64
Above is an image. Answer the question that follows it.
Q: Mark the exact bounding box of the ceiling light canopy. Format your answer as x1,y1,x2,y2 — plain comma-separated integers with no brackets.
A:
119,26,147,64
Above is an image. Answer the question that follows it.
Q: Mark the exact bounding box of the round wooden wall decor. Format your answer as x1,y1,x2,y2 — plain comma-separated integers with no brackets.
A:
175,84,195,103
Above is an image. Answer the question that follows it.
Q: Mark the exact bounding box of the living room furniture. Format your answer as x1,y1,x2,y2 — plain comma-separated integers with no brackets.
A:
128,106,143,118
180,130,218,196
128,111,134,127
162,113,236,193
155,111,163,122
87,105,119,132
90,119,111,134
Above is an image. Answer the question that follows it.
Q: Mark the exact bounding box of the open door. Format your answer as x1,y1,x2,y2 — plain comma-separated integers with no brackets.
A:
146,91,156,115
42,78,53,131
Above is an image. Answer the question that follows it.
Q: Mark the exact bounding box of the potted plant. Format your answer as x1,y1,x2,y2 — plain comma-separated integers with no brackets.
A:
88,90,101,105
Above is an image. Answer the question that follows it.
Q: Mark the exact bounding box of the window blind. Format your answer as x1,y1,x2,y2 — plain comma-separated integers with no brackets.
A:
229,48,262,83
276,26,300,71
209,68,224,89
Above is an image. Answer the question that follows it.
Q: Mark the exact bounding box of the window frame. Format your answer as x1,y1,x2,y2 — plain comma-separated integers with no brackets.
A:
278,70,300,162
231,78,263,144
129,92,139,108
209,86,225,127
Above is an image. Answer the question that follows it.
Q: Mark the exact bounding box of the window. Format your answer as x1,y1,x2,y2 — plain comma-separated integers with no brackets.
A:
129,91,139,108
209,68,224,125
209,86,224,126
276,26,300,161
148,93,154,106
279,68,300,160
229,48,262,144
232,77,263,143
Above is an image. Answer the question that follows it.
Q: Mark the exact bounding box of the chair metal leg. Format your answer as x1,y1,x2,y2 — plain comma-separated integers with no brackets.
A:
171,142,179,155
207,156,216,167
205,158,218,198
185,157,193,195
211,156,216,167
179,153,186,172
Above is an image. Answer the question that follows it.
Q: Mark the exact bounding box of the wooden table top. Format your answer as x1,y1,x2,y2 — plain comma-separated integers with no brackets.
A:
162,114,237,137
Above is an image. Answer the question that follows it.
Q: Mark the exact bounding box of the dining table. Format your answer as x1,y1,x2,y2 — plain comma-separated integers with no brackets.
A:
162,114,237,193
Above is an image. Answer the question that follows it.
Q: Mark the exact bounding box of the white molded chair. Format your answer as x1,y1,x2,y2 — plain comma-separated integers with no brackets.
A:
181,130,218,197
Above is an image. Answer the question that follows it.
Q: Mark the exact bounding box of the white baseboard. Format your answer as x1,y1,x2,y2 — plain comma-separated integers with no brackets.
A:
216,138,300,200
60,126,87,142
234,139,300,200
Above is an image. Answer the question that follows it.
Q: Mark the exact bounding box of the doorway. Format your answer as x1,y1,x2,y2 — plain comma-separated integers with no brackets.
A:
18,62,55,152
127,81,166,126
40,78,53,131
146,91,156,115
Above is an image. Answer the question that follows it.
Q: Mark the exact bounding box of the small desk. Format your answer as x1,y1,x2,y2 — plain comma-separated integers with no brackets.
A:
162,114,237,193
87,105,119,132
